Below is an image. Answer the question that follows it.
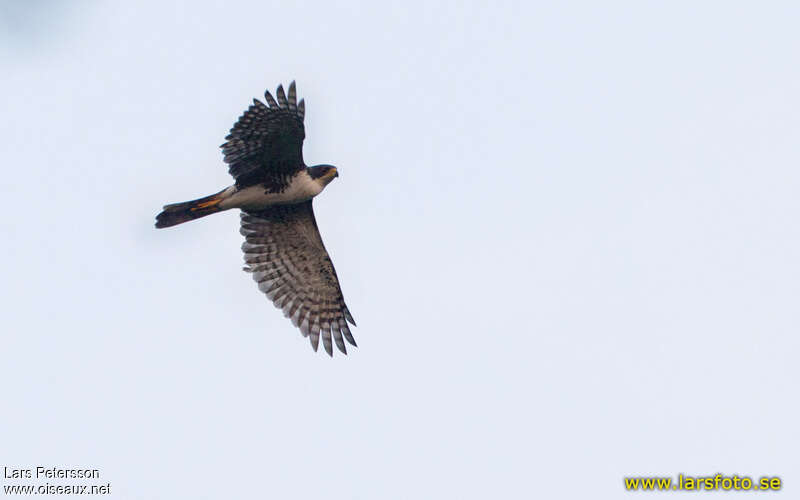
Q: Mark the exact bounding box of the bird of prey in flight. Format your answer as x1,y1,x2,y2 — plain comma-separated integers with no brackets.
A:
156,82,356,356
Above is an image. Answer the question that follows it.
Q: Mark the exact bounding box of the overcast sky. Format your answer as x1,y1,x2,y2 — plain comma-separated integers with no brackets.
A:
2,1,798,498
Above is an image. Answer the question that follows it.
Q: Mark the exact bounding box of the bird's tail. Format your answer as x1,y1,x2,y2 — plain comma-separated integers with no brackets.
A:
155,188,228,228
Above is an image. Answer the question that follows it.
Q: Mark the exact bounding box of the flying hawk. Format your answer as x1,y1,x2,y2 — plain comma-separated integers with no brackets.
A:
155,82,356,356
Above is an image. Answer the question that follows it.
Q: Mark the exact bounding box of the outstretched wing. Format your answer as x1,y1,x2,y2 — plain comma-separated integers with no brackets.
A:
240,201,357,356
221,82,307,191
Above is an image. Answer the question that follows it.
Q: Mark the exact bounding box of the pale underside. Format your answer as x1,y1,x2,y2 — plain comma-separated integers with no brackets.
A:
218,170,324,210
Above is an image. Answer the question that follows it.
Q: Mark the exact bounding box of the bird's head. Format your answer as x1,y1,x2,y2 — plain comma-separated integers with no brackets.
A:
307,164,339,187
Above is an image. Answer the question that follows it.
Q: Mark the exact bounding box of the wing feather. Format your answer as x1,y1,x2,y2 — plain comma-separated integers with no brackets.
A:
287,81,298,112
276,84,288,109
263,90,279,109
221,83,306,191
241,201,357,356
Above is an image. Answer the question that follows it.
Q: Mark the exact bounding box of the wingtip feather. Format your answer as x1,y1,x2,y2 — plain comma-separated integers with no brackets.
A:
287,81,297,111
276,85,288,109
264,90,279,108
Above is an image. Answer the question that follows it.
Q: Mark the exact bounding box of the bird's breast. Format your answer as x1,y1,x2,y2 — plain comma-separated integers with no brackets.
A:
219,173,323,210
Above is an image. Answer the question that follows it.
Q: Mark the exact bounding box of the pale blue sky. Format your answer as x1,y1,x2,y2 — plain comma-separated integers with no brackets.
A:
2,1,798,498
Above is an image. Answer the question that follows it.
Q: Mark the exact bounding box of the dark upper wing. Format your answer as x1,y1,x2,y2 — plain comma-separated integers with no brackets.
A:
221,82,306,191
240,201,357,356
